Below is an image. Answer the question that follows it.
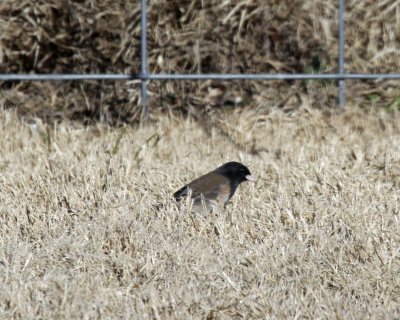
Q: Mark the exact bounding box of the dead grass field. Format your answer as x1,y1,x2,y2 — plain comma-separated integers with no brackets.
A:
0,106,400,319
1,0,399,122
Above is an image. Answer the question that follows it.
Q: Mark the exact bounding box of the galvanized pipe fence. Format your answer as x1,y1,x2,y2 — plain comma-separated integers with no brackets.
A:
1,0,400,119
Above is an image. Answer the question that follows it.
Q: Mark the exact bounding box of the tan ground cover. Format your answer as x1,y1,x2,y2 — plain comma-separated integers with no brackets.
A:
0,0,399,122
0,107,399,318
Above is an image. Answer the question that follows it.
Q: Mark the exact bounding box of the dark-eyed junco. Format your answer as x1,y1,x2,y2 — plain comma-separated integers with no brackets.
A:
173,161,256,212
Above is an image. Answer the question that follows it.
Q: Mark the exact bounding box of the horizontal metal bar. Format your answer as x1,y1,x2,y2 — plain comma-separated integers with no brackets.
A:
0,74,134,81
148,73,400,80
1,73,400,81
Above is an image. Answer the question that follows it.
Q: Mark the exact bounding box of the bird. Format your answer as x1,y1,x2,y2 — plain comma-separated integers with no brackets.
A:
173,161,256,212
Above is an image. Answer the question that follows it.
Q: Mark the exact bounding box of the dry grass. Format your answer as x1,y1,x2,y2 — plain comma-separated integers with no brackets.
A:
0,106,399,319
0,0,399,123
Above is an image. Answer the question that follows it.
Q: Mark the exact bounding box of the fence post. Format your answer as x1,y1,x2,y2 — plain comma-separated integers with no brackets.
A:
140,0,149,119
338,0,346,108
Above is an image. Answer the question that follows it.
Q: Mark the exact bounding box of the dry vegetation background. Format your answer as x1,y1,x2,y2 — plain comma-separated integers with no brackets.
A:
0,0,400,319
0,0,399,122
0,107,400,318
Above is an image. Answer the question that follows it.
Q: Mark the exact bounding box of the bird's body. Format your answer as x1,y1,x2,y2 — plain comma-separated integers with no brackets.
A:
173,162,256,212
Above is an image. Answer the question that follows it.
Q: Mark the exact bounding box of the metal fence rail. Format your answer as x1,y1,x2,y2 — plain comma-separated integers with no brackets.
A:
2,73,400,81
0,0,399,118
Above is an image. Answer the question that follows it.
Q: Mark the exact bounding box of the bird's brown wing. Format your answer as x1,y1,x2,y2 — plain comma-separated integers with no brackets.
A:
186,172,232,205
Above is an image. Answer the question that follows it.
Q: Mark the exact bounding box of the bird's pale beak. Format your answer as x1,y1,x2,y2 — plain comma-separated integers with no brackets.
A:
245,175,256,182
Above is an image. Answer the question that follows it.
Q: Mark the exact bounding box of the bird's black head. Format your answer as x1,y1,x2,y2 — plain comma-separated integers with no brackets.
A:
216,162,256,186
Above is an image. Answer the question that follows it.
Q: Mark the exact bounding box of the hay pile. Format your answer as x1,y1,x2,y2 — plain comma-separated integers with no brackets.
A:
0,0,399,123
